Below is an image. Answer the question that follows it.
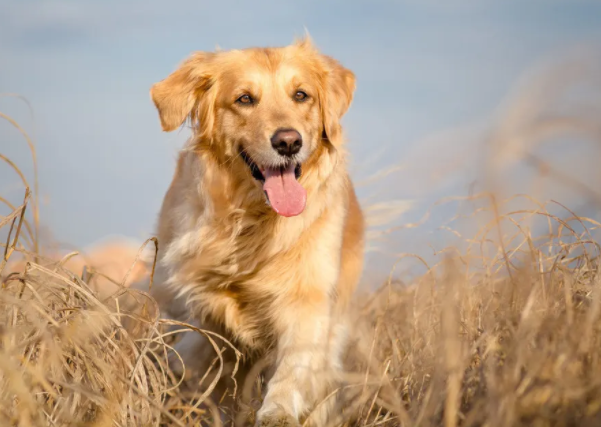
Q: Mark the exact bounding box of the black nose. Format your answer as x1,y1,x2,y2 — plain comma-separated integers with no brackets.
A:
271,129,302,157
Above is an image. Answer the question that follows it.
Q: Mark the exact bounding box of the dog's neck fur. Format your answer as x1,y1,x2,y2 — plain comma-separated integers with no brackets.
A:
158,138,348,282
154,138,350,348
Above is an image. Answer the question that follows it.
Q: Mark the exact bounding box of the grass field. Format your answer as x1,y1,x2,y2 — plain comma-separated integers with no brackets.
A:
1,52,601,426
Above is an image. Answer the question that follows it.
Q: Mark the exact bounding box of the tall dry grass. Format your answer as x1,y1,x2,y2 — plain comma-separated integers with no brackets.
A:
1,49,601,426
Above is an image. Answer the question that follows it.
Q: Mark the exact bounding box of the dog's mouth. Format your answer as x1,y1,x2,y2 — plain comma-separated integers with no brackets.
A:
240,150,306,217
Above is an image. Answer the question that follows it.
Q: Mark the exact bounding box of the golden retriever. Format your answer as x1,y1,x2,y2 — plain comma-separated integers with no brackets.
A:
146,37,364,426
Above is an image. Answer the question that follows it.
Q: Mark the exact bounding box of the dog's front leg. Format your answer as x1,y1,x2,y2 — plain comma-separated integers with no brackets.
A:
256,299,344,427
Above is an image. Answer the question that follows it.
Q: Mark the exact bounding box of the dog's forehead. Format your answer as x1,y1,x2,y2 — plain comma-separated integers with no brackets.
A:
222,58,315,93
218,46,319,86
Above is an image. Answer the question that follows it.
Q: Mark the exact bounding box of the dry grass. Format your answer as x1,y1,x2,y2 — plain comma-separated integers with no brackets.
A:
1,50,601,426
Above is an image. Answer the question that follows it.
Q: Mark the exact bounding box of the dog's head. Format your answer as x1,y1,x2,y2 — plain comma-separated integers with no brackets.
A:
151,38,355,217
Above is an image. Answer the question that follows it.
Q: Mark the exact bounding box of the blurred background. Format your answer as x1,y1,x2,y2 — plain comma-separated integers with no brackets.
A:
2,0,601,283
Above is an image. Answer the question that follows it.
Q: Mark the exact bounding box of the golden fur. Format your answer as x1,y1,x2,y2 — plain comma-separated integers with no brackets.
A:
145,38,364,426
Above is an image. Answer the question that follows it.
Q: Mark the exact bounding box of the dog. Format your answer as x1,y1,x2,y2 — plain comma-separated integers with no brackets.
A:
145,37,365,426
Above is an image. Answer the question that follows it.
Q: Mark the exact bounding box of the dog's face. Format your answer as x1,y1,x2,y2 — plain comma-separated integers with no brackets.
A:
151,39,355,217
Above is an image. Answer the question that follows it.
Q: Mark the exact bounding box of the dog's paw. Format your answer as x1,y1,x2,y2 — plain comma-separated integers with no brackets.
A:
255,411,300,427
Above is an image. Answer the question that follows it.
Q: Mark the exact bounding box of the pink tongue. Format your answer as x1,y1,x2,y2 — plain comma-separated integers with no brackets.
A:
262,163,306,217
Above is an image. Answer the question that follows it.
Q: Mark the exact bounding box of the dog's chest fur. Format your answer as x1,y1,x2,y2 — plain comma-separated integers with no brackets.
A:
156,151,347,351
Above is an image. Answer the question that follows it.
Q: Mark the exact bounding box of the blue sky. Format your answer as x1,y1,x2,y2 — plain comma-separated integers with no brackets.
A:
1,1,601,276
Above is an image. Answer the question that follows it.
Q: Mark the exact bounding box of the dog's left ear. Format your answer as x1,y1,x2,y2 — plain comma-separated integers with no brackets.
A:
150,52,215,133
320,55,356,145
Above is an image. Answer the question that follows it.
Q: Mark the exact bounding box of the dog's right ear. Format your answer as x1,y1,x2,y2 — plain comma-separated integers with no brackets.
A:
317,54,356,146
150,52,215,132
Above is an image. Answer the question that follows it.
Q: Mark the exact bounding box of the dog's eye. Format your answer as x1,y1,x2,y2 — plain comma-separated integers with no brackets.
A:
236,94,254,105
294,91,308,102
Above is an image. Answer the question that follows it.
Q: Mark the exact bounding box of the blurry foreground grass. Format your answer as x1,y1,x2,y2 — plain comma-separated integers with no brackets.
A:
1,51,601,426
